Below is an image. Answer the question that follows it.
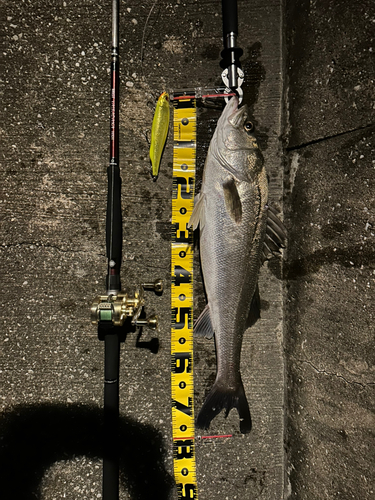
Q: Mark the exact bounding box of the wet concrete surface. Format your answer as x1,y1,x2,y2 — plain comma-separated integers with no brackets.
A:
284,0,375,498
1,1,285,499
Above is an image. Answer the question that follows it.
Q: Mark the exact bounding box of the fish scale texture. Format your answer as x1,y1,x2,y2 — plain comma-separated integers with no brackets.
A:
202,170,267,386
195,99,268,424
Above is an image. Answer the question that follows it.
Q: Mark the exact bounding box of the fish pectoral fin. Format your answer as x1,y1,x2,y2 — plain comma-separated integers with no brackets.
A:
223,177,242,224
188,192,206,230
262,204,287,261
194,304,214,339
245,284,261,329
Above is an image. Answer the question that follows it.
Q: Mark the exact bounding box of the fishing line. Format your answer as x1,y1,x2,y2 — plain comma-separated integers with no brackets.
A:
140,0,160,77
171,92,236,101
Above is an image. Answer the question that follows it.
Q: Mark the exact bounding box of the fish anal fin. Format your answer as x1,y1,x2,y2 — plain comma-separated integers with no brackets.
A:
246,284,261,329
223,177,242,224
194,304,214,339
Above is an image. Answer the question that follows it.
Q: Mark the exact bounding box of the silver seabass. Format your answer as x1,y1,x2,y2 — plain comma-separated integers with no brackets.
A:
189,96,285,433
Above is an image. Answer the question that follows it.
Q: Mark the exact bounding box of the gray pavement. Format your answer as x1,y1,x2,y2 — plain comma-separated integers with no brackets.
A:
285,0,375,498
1,0,374,499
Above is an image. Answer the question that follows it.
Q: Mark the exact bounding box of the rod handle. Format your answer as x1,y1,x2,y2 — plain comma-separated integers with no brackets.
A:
106,163,122,292
222,0,238,37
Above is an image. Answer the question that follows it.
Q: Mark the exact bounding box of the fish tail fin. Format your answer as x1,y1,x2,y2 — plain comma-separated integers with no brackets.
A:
196,379,252,434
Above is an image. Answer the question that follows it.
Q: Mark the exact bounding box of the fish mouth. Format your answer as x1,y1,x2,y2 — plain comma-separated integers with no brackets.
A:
226,97,248,127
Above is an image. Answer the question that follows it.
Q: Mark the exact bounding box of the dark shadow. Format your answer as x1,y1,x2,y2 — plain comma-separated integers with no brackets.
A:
284,242,375,280
136,328,160,354
241,42,266,110
241,42,268,152
0,403,174,499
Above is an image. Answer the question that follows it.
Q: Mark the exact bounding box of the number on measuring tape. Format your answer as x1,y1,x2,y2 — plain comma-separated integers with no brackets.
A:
171,94,198,499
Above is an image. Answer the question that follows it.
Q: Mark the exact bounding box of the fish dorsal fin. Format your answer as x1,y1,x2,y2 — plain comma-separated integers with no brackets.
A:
188,192,206,231
245,284,261,329
194,304,214,339
223,177,242,224
262,204,287,261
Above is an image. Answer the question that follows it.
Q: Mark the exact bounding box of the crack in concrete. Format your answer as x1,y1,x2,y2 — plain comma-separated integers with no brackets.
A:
299,359,374,389
286,123,375,151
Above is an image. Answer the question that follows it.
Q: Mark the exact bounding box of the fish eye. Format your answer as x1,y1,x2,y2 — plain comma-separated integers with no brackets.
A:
244,121,254,133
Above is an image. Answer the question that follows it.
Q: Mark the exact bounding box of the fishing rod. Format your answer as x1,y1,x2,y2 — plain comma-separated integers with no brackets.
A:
169,1,244,104
91,1,162,499
220,0,244,103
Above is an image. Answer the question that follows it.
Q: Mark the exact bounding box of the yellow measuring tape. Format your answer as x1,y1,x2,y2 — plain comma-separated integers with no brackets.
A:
171,93,198,499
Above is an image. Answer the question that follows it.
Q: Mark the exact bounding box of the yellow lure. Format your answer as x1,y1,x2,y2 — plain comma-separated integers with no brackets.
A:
149,92,170,180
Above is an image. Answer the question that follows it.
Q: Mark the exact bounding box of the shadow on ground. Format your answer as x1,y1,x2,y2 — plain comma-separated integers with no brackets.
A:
0,403,174,499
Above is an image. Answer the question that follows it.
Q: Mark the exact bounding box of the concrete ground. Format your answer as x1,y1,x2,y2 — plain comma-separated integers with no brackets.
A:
284,0,375,498
1,1,284,499
0,0,374,499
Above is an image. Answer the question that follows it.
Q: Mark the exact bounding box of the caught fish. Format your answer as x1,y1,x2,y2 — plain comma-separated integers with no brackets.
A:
149,91,170,180
189,96,286,433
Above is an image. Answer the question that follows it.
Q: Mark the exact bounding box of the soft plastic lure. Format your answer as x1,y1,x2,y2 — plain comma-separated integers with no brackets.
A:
149,92,170,180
